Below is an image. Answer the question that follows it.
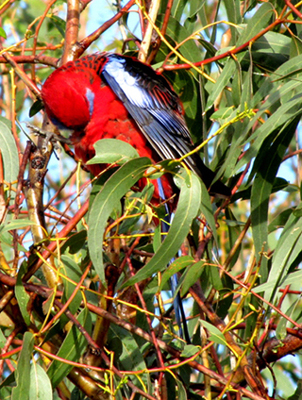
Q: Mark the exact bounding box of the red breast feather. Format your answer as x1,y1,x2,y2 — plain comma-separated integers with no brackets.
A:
41,57,175,202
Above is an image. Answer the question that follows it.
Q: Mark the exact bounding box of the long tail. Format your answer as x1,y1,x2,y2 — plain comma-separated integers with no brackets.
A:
157,178,190,342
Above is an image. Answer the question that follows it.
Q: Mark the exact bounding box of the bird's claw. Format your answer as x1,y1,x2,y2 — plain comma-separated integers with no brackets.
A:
26,123,72,151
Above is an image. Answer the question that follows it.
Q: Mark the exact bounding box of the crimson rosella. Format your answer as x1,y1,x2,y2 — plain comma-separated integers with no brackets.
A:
41,52,230,341
41,52,230,207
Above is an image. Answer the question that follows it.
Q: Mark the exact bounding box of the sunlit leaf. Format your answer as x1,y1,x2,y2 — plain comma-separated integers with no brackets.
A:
29,364,52,400
124,169,201,286
0,116,19,200
12,332,34,400
201,320,227,346
88,157,151,283
0,27,7,39
88,138,139,165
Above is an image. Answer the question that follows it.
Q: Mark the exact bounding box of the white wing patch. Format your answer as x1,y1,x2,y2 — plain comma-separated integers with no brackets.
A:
104,57,153,109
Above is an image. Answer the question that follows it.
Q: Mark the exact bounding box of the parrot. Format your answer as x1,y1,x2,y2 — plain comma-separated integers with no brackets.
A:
41,52,231,207
41,52,231,341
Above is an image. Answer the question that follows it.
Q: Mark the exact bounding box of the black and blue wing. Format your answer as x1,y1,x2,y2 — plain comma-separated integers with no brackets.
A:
100,53,230,196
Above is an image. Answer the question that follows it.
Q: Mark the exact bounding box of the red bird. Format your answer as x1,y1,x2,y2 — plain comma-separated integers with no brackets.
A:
41,53,230,206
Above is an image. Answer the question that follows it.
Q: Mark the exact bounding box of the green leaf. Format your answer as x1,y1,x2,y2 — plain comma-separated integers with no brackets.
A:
29,364,52,400
262,364,297,398
166,69,202,138
199,179,218,244
0,329,6,347
171,0,188,22
264,211,302,304
0,116,19,200
235,94,302,176
108,325,147,389
124,169,201,286
109,325,146,371
153,223,161,253
47,308,91,388
15,261,31,326
224,0,241,25
248,103,302,175
180,260,204,297
60,230,87,254
176,378,187,400
252,31,291,56
287,380,302,400
200,320,227,346
277,298,301,340
88,157,151,284
216,275,234,320
232,54,302,175
241,58,253,109
270,53,302,83
206,58,236,111
251,117,299,283
207,3,274,111
268,208,293,234
0,229,27,252
60,255,83,315
180,344,200,358
160,256,194,291
209,263,224,291
160,15,201,61
12,332,34,400
290,37,302,58
0,371,16,393
118,183,154,234
211,107,235,120
48,15,66,37
0,219,37,234
237,3,275,47
254,269,302,294
0,27,7,39
87,139,139,165
29,100,43,117
187,0,205,19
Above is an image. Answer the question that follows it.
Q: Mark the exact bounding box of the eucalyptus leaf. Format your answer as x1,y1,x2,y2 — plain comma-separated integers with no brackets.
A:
88,158,151,284
88,138,139,165
123,169,201,286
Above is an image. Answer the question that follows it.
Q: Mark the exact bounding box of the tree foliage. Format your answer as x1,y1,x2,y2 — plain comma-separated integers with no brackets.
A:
1,0,302,399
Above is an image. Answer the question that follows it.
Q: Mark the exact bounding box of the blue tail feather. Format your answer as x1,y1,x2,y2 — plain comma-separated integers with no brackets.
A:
157,178,190,342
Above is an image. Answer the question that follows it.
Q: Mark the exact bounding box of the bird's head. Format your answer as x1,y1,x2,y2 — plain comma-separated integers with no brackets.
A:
41,65,97,132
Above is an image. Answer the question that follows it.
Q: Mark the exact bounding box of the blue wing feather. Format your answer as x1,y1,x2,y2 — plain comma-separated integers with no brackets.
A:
99,53,230,195
101,55,202,167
